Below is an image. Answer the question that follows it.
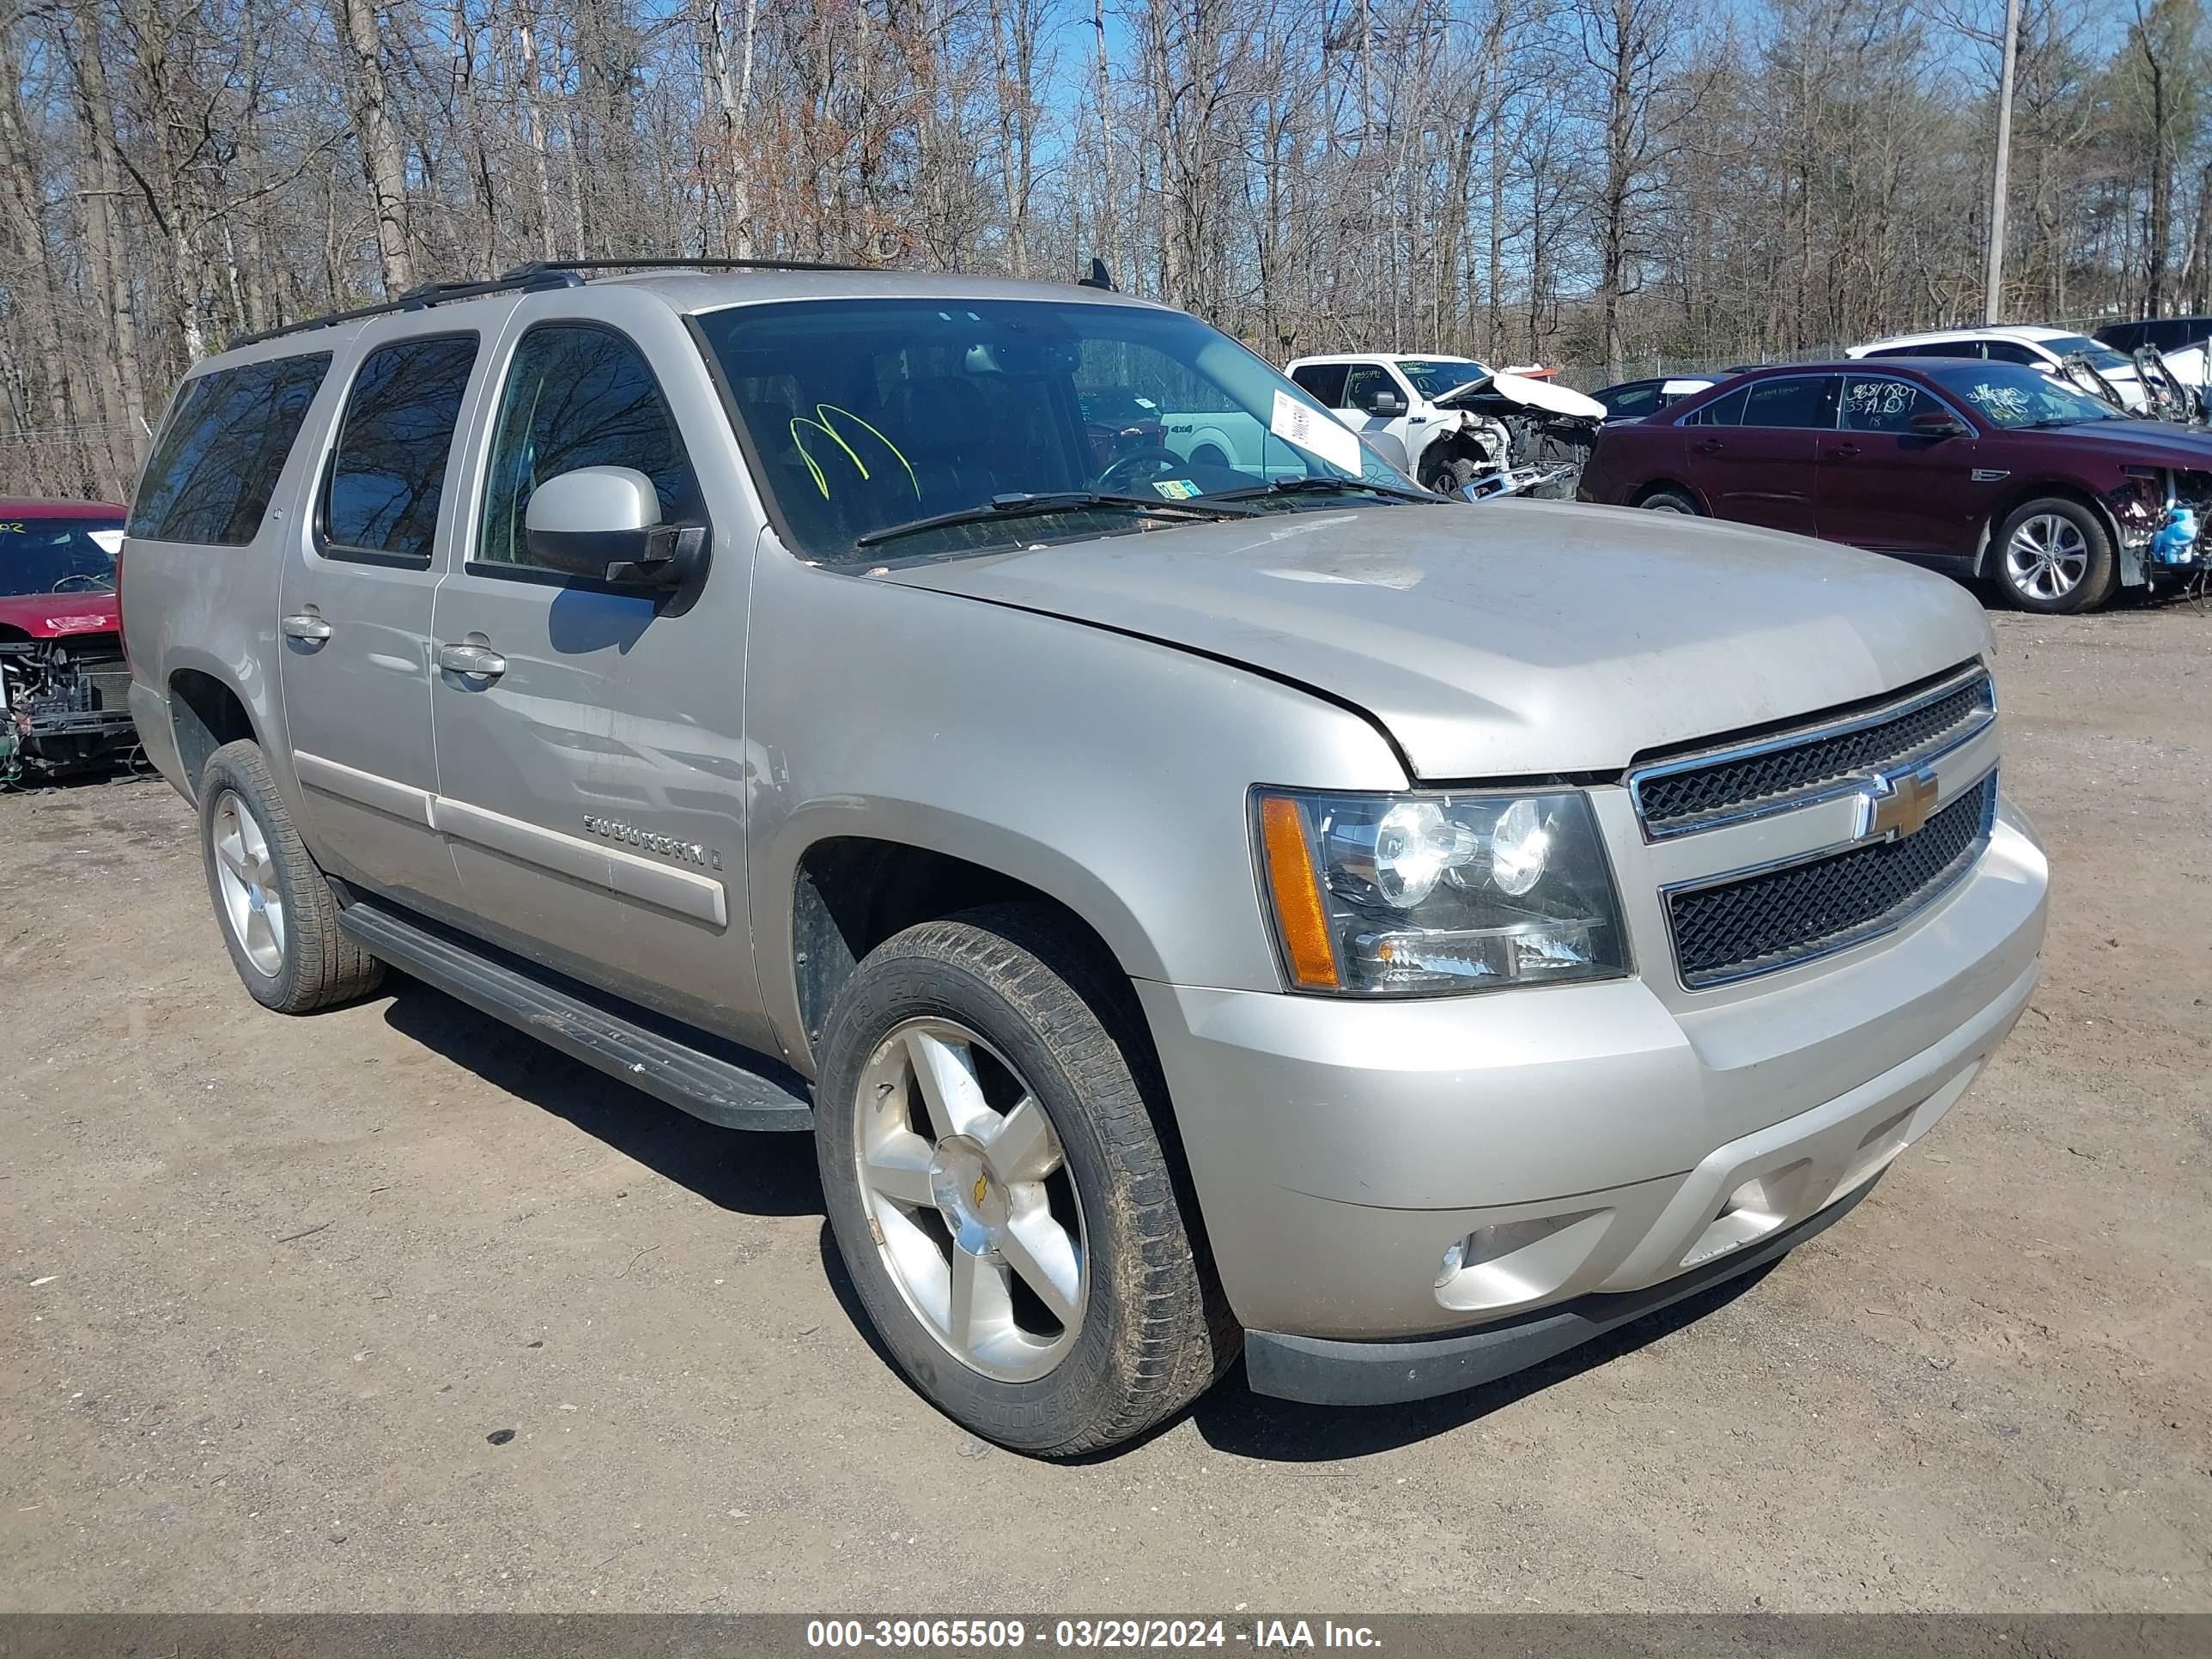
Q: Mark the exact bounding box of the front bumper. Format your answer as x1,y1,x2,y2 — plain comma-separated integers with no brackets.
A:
1246,1175,1877,1406
1137,801,2046,1377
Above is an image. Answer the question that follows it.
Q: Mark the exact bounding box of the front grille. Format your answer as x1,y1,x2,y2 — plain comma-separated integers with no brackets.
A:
1668,774,1996,988
1632,670,1993,836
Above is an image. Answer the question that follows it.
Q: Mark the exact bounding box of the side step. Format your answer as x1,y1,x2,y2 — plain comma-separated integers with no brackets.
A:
338,899,813,1133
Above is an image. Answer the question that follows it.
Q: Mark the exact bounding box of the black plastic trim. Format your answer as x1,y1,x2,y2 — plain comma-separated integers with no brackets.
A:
1242,1176,1877,1407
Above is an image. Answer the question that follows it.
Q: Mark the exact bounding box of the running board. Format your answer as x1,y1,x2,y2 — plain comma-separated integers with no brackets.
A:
337,900,813,1133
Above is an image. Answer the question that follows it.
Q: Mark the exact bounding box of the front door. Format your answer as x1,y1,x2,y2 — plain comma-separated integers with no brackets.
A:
1686,374,1836,538
1820,373,1996,558
428,306,772,1052
279,322,499,914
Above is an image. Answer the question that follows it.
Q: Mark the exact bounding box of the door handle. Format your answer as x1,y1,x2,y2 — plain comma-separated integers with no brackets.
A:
280,613,331,643
436,641,508,679
1827,442,1862,459
1692,438,1723,454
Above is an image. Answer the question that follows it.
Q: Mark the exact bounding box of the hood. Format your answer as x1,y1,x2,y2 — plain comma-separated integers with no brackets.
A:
0,590,119,640
1437,372,1608,422
873,502,1990,779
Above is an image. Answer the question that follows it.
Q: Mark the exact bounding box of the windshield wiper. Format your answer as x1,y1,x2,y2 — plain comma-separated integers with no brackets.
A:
855,490,1257,549
1199,476,1440,506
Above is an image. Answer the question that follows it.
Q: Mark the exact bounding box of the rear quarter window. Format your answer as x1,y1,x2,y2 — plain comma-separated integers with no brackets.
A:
128,353,332,545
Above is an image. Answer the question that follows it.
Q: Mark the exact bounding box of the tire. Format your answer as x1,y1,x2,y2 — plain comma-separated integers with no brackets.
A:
814,903,1235,1456
1419,450,1480,495
198,738,385,1013
1992,498,2118,614
1638,486,1701,514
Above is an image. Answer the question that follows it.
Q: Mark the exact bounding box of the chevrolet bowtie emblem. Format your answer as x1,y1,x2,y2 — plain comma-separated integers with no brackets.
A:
1858,764,1941,842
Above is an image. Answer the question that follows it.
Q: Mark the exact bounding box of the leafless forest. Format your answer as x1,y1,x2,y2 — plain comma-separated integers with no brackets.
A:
1,0,2204,500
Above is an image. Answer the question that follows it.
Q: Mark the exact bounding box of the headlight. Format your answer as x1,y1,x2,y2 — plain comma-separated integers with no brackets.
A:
1254,787,1629,996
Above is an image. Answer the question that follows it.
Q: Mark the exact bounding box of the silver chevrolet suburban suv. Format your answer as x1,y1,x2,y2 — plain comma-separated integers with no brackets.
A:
119,261,2049,1455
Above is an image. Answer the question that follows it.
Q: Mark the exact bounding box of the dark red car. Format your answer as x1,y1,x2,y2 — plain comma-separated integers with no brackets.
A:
0,498,136,779
1577,358,2212,613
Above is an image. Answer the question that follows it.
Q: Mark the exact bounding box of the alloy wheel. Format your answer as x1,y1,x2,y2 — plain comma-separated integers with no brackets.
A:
210,789,287,976
2004,513,2089,602
852,1018,1087,1382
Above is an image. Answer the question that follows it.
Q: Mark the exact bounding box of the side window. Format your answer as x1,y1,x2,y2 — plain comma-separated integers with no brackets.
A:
1605,384,1661,420
1342,363,1398,414
477,325,701,570
320,335,478,562
1686,385,1749,427
1741,376,1841,429
1841,374,1944,433
1290,362,1348,407
1983,341,2040,366
127,353,331,545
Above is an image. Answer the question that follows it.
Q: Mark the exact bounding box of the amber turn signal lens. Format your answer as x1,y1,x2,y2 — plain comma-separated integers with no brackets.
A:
1259,795,1341,990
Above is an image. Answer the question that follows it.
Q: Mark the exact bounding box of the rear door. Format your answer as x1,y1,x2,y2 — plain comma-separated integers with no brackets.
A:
279,317,505,912
427,297,774,1051
1818,372,1991,558
1682,374,1836,536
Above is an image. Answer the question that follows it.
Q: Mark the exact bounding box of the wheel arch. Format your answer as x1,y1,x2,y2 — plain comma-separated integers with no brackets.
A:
1972,481,2123,581
775,813,1172,1081
167,664,261,799
1632,478,1706,512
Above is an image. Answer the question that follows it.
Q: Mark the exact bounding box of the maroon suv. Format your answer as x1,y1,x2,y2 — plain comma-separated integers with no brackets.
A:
1577,357,2212,613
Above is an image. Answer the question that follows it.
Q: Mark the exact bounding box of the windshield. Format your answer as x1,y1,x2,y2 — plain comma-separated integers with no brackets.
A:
2044,335,2133,373
694,297,1417,563
1395,359,1491,398
0,515,124,597
1921,362,2124,428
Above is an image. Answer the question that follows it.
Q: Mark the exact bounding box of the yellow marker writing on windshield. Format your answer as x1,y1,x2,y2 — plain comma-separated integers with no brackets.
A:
790,404,920,501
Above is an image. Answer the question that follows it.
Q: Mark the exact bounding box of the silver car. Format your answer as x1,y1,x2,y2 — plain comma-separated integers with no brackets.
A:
118,263,2048,1455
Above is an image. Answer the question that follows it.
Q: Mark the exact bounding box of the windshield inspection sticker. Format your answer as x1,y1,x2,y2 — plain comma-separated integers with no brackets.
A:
1151,477,1201,500
1270,389,1364,476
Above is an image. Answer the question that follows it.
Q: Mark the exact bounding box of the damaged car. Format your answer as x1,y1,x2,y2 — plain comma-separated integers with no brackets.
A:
1285,352,1604,496
0,500,137,783
1577,358,2211,613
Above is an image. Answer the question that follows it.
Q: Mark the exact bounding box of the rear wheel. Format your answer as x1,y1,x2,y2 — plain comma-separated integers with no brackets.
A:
1638,485,1701,514
813,903,1233,1456
1993,498,2117,613
198,739,384,1013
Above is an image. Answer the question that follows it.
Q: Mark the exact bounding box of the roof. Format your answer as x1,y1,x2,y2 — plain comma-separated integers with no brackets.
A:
1854,325,2075,350
1285,351,1486,367
0,499,126,517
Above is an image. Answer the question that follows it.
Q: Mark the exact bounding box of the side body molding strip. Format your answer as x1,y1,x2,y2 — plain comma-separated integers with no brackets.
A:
292,750,729,928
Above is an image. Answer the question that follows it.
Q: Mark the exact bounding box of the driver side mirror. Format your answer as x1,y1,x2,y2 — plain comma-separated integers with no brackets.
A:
523,466,708,587
1368,389,1406,415
1908,411,1967,440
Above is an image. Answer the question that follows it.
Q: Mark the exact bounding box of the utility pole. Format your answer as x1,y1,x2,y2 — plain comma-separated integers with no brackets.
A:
1984,0,2022,325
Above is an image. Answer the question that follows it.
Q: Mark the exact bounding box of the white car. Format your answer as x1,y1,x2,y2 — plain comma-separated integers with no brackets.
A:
1285,352,1609,492
1847,326,2147,411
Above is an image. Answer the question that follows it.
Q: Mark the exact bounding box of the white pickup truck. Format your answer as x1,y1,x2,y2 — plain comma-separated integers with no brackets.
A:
1285,352,1607,494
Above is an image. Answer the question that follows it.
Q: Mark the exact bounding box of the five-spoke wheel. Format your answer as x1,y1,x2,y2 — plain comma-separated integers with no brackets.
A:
210,787,288,977
854,1018,1087,1381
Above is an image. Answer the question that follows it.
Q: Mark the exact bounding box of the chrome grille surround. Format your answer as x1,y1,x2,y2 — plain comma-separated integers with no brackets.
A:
1627,665,1996,841
1662,770,1998,988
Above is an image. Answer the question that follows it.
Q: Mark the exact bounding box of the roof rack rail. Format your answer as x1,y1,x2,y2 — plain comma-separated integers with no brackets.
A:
223,255,879,352
227,267,586,351
499,256,878,279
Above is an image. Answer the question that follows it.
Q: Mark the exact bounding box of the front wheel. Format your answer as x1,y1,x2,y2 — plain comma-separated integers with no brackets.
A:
813,904,1233,1456
1638,486,1701,514
1993,499,2118,613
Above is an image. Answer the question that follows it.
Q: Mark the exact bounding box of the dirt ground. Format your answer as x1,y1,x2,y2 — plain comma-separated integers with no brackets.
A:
2,603,2207,1615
